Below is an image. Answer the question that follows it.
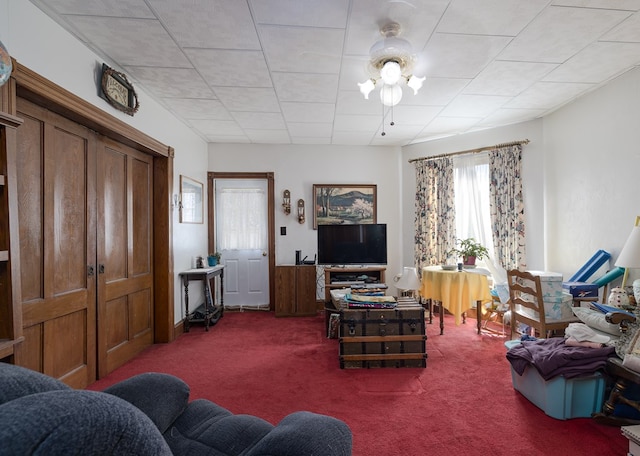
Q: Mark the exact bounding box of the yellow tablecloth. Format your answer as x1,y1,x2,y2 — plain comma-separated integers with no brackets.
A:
420,266,493,326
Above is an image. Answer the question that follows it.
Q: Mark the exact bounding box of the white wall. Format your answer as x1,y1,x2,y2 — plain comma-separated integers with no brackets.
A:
543,66,640,284
208,143,403,297
2,1,209,323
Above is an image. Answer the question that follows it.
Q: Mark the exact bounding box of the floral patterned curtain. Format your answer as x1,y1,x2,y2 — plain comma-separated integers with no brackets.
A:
488,144,526,271
413,157,455,271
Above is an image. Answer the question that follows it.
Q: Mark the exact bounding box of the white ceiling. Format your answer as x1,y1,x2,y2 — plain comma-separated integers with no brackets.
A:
30,0,640,146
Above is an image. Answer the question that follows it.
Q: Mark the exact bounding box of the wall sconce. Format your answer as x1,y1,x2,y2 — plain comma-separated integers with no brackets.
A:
297,199,305,224
282,189,291,215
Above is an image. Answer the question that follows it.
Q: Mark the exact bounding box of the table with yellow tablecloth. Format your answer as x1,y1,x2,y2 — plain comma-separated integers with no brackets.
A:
420,266,493,335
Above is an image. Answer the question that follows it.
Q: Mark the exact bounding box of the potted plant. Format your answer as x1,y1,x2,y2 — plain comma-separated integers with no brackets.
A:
207,252,221,267
449,238,489,266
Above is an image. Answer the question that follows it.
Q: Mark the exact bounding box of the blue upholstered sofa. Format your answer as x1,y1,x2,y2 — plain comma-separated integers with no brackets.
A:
0,363,352,455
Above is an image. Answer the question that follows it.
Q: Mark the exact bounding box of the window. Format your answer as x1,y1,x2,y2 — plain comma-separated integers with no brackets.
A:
216,187,267,250
453,154,494,264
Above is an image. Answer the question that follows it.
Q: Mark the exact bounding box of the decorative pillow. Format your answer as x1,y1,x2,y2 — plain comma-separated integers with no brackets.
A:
572,307,621,336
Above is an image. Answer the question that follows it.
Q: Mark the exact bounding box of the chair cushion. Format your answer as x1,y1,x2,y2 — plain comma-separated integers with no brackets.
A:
0,363,70,405
103,372,190,434
0,390,172,455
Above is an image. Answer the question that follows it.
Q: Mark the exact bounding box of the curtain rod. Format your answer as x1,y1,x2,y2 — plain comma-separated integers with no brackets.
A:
408,139,530,163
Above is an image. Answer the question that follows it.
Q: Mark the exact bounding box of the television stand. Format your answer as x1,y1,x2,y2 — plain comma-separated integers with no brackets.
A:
324,266,386,302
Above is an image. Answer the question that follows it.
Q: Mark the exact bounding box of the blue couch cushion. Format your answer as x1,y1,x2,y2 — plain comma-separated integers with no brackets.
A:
0,389,172,455
103,372,190,434
0,362,70,405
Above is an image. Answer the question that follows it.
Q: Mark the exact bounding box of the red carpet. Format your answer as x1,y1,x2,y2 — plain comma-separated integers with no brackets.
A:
89,311,626,456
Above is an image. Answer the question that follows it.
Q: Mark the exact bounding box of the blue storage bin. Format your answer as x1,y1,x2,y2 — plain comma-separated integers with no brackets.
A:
505,340,606,420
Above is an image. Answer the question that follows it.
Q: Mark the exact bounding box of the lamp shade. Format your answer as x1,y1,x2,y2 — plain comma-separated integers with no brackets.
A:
380,83,403,106
395,267,421,291
615,226,640,269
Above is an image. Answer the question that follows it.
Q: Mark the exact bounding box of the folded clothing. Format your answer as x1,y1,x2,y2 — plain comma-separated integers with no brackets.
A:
506,338,614,380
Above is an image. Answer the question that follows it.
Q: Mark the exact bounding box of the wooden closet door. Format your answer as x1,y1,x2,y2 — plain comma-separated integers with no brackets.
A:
15,98,97,388
96,137,154,378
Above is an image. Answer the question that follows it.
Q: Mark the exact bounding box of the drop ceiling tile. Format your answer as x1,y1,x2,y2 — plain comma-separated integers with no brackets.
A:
331,130,376,145
601,11,640,42
543,42,640,83
250,0,349,28
437,0,548,36
64,16,190,67
418,116,481,137
551,0,640,10
440,94,510,118
339,55,374,91
333,114,382,132
335,91,381,115
214,87,280,112
186,49,271,88
464,61,558,96
477,108,546,127
163,98,232,120
125,67,214,98
506,81,594,110
423,34,511,79
272,73,339,103
205,134,251,143
385,105,442,126
499,6,631,63
39,0,155,17
404,78,469,106
231,112,286,130
149,0,260,49
287,122,333,137
189,119,245,136
259,25,344,73
280,102,335,122
345,0,448,55
244,129,291,143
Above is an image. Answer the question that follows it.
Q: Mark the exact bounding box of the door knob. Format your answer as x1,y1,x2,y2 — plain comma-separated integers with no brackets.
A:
87,265,95,276
262,251,267,256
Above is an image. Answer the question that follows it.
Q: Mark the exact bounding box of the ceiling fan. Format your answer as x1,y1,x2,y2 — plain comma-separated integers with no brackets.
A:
357,21,425,108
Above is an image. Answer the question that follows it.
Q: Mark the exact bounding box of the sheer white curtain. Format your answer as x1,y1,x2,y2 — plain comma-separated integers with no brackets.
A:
217,188,266,250
453,154,495,264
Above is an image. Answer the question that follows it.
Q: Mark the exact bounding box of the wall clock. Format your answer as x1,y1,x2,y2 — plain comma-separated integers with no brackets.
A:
99,64,139,116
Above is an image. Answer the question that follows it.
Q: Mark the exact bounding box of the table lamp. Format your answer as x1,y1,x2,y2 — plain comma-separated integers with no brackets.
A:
395,267,421,301
615,217,640,293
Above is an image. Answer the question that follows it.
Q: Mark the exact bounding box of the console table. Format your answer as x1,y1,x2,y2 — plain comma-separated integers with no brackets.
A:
179,266,225,332
420,266,492,335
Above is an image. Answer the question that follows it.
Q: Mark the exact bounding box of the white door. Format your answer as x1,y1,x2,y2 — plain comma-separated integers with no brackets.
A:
214,178,269,309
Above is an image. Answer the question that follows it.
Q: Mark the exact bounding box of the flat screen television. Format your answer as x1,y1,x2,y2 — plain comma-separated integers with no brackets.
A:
317,223,387,265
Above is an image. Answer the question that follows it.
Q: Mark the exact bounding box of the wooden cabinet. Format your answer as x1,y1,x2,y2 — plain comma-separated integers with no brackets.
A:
0,112,24,362
275,265,317,316
323,266,386,302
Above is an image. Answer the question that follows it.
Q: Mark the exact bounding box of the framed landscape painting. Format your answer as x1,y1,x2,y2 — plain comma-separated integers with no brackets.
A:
313,184,377,229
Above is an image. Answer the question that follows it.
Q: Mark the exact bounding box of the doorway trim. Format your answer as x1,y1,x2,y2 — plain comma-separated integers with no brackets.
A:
207,172,275,311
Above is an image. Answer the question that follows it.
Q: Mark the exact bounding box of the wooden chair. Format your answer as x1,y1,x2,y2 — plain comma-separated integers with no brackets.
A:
507,269,579,339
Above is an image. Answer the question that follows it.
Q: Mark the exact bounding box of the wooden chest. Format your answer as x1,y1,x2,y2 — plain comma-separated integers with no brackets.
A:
339,304,427,368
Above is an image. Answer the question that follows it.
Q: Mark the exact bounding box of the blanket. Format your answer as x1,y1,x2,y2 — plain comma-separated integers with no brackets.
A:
506,338,615,380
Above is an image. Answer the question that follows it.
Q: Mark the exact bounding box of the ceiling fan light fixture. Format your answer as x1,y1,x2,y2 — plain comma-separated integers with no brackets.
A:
380,83,402,107
380,61,402,85
358,79,376,99
407,75,426,95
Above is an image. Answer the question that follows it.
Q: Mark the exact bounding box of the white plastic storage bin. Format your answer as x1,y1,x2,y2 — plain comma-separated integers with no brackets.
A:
505,340,606,420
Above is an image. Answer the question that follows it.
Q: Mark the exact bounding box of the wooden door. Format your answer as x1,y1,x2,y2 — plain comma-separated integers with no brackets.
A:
15,98,97,388
96,138,154,377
